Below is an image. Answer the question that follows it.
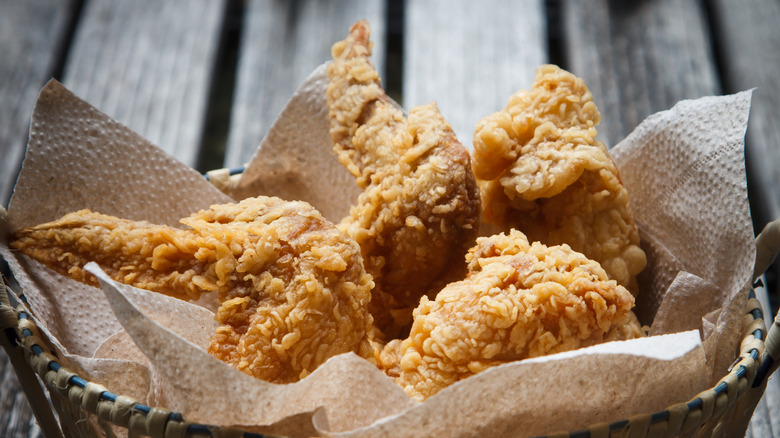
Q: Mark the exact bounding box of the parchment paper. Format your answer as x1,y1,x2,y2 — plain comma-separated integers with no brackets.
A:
0,69,755,437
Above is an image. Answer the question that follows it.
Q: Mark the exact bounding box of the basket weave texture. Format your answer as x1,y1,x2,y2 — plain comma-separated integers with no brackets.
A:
2,218,779,438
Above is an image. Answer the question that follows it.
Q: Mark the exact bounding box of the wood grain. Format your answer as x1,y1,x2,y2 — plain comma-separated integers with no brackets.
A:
561,1,778,435
224,0,386,168
0,351,43,438
0,1,77,435
747,283,780,438
1,1,779,436
747,342,780,438
0,0,78,207
403,0,547,149
561,0,720,148
61,0,227,167
708,0,780,224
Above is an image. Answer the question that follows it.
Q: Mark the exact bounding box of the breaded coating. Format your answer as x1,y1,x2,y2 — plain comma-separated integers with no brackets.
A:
472,65,646,293
379,230,643,401
327,20,481,338
10,197,375,383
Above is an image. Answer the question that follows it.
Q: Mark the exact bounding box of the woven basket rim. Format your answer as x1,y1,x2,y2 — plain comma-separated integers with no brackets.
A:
1,281,774,438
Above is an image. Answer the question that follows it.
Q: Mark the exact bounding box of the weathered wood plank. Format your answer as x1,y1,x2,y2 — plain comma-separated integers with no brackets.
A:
224,0,386,168
561,1,778,435
747,351,780,438
746,282,780,438
762,370,780,437
708,0,780,227
561,0,720,148
0,1,77,435
61,0,227,167
403,0,547,149
0,0,78,206
0,351,43,438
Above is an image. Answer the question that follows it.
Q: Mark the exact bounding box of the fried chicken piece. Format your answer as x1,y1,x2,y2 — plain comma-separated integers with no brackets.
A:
472,65,646,293
10,196,375,383
379,230,643,401
327,20,481,339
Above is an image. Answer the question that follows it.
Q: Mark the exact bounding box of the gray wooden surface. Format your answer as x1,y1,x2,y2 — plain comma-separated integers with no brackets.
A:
403,0,547,147
707,2,780,434
0,354,42,438
0,2,77,432
0,0,78,208
0,0,778,437
225,0,386,167
561,2,779,436
60,0,226,168
561,0,720,149
709,0,780,226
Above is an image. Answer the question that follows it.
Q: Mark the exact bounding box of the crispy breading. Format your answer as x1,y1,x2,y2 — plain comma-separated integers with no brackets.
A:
379,230,643,401
327,20,481,338
10,196,375,383
472,65,646,293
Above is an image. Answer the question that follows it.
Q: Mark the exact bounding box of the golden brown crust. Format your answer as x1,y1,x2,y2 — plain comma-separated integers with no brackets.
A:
378,230,643,401
327,20,481,339
472,65,646,293
10,196,375,383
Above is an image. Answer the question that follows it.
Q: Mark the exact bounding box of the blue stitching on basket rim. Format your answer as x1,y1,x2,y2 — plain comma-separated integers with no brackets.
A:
17,311,187,428
746,288,774,387
186,423,268,437
202,166,246,181
14,288,769,438
651,410,670,422
609,420,629,430
552,305,766,437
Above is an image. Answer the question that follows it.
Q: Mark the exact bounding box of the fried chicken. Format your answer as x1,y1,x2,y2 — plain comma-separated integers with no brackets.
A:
327,20,481,339
378,230,643,401
10,196,375,383
472,65,646,293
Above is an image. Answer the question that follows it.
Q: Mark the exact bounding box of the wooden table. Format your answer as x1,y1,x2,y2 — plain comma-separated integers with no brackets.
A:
1,0,778,436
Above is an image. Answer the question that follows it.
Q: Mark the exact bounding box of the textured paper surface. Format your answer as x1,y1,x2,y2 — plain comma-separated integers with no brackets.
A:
0,73,755,437
229,64,362,223
613,91,755,315
339,332,705,438
1,79,230,356
87,263,414,435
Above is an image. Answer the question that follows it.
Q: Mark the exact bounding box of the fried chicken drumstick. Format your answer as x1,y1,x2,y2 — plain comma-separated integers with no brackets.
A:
472,65,646,293
327,20,481,338
378,230,643,401
10,196,375,383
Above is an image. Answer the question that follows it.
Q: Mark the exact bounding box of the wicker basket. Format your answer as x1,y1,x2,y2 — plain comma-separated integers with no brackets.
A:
2,219,779,438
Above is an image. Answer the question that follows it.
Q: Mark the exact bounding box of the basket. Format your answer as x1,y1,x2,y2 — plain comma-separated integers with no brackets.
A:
2,218,779,438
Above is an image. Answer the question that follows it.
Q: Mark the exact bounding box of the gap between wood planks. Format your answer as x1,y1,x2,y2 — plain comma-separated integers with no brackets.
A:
192,0,563,173
702,0,779,314
49,0,86,83
8,0,776,314
195,0,406,174
32,0,780,314
195,0,243,173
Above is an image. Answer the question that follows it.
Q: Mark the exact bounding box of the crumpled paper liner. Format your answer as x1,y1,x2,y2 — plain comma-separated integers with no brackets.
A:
84,262,413,436
227,64,362,223
0,68,755,437
338,331,705,438
613,92,755,320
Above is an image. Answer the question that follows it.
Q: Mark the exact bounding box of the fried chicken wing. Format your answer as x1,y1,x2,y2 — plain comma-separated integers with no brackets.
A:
10,196,375,383
327,20,481,338
378,230,643,401
472,65,646,293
